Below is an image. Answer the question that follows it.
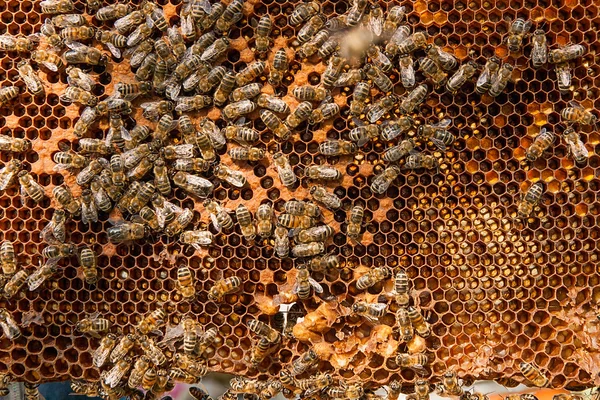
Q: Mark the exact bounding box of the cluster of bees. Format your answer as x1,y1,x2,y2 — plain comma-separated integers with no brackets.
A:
0,0,595,398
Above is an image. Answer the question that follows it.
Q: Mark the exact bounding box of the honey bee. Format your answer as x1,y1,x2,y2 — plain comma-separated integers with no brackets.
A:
260,380,282,400
256,94,290,114
310,101,340,125
17,60,44,96
0,309,20,340
387,381,402,400
0,86,19,106
230,83,263,103
446,61,478,94
115,81,152,101
229,146,266,162
297,29,329,59
208,276,242,302
40,0,75,14
371,165,401,194
0,34,37,53
200,117,227,150
214,0,243,32
272,152,297,188
396,307,413,342
529,29,548,68
76,313,112,338
384,25,411,57
214,164,247,188
127,356,151,389
367,94,398,123
160,144,196,160
172,171,214,199
396,353,429,374
555,62,572,94
3,270,27,298
64,67,95,92
284,101,312,129
109,333,137,364
426,44,457,71
292,265,323,299
274,226,290,257
223,99,257,121
349,82,370,116
310,185,341,209
304,165,342,181
250,337,273,368
31,49,64,71
256,203,274,238
201,37,230,62
78,244,98,286
27,260,59,291
548,43,585,64
270,48,289,86
18,171,46,204
175,95,213,113
475,56,500,94
24,383,41,400
196,326,218,357
404,153,439,171
71,381,100,397
295,373,333,395
138,206,160,231
39,209,66,245
393,269,411,306
290,2,320,26
213,70,236,106
107,221,147,242
332,68,365,88
126,40,153,69
327,384,364,400
346,0,368,26
127,153,158,181
192,64,223,94
298,14,327,44
0,160,22,192
73,107,99,139
167,25,185,59
395,31,429,56
562,100,597,126
488,63,514,97
408,306,430,337
278,214,316,230
322,55,344,87
53,185,81,215
97,4,131,21
64,41,107,66
202,200,232,233
318,37,340,60
235,204,256,242
39,19,64,50
104,357,132,388
363,64,393,94
418,118,454,151
176,265,196,300
137,308,167,336
382,139,417,162
60,26,96,42
165,208,194,239
126,20,154,48
295,224,334,244
261,109,291,140
563,127,588,164
140,100,174,121
235,61,266,86
172,158,212,173
519,362,548,387
292,242,325,258
349,120,379,147
319,140,358,156
526,127,555,162
346,204,364,243
419,57,447,88
136,53,159,83
352,300,387,323
248,319,282,344
518,181,544,217
173,353,207,377
230,377,262,394
76,158,108,186
439,372,463,396
506,18,532,52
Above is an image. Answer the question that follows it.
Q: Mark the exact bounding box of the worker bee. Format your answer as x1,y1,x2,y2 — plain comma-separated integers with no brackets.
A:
31,49,64,71
556,62,572,94
64,41,107,66
274,226,290,257
346,205,364,243
97,4,131,21
201,37,230,62
304,165,342,181
235,61,266,86
419,57,448,88
260,109,291,140
519,362,548,387
426,44,457,71
395,55,416,90
73,107,99,138
506,18,532,52
229,146,266,162
71,381,100,397
387,381,402,400
319,140,358,156
127,356,151,389
400,84,428,114
439,372,463,396
404,153,439,171
0,33,37,53
208,276,242,302
278,214,316,230
104,357,132,388
349,120,379,147
530,29,548,68
64,66,95,92
345,0,368,26
109,333,137,364
327,384,364,400
0,87,19,108
27,260,59,291
349,82,370,117
18,171,46,204
176,265,196,300
548,43,585,64
126,39,153,69
212,70,236,106
371,165,401,194
192,64,223,94
366,45,393,73
0,309,20,340
385,25,411,56
489,63,514,97
236,204,256,242
396,307,413,342
476,56,500,94
292,242,325,258
60,26,96,42
175,95,213,113
269,48,289,86
92,333,117,368
364,64,393,93
526,127,555,162
53,185,80,215
393,269,410,305
418,118,454,151
214,0,243,32
297,29,329,59
310,101,340,125
285,101,313,129
272,152,297,188
250,337,273,368
77,245,98,286
199,117,227,150
334,69,366,89
214,164,247,188
0,160,22,192
290,2,320,26
135,53,159,83
138,206,160,231
40,0,74,14
352,300,387,323
318,36,340,60
293,265,324,299
179,317,200,356
137,308,167,336
284,200,320,218
107,155,126,188
518,181,544,217
396,31,429,56
76,158,107,186
195,326,217,357
107,221,147,242
204,199,234,232
115,82,152,102
248,319,282,344
256,203,274,238
396,353,429,374
322,55,344,87
125,18,153,47
128,181,156,214
17,60,44,96
76,313,112,338
380,5,406,38
310,185,341,209
2,270,27,298
382,139,417,162
563,127,588,164
446,61,478,94
561,100,597,126
407,306,430,337
223,99,257,121
230,377,262,394
256,94,290,114
140,100,174,122
60,85,98,107
160,144,196,161
172,158,212,173
39,209,66,244
295,224,334,244
297,14,327,44
230,83,262,103
172,171,214,199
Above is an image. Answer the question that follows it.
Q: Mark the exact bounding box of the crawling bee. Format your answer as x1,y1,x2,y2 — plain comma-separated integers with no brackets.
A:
548,44,585,64
109,333,137,364
274,226,290,257
76,313,112,338
293,85,329,102
204,200,234,232
531,30,548,68
350,82,370,116
396,353,429,374
346,205,364,242
298,14,327,44
292,242,325,257
407,306,430,337
446,61,478,94
404,153,439,171
418,118,454,151
176,265,196,299
289,2,320,26
400,84,428,114
229,147,265,162
394,270,410,305
270,48,289,86
172,171,214,198
0,34,37,53
31,49,64,71
53,185,80,215
257,94,290,114
520,362,548,387
214,164,247,188
385,25,411,56
0,309,20,340
248,319,281,344
476,56,500,94
96,4,131,21
310,185,341,209
563,127,588,164
92,333,117,368
222,99,257,121
256,203,274,238
78,246,97,285
396,307,413,342
295,224,334,244
304,165,342,181
137,308,167,336
356,267,389,291
382,6,406,39
382,139,416,162
0,134,30,153
285,102,313,129
556,63,572,94
349,120,380,147
518,182,544,217
327,384,364,400
261,110,291,140
365,64,393,93
319,140,358,156
526,127,555,162
419,57,447,88
104,357,132,388
60,26,96,42
40,0,75,14
297,30,329,59
0,86,19,105
18,171,46,204
310,101,340,124
506,18,532,52
322,55,344,87
236,204,256,242
352,300,387,323
398,55,416,89
231,83,263,102
3,270,28,298
396,31,429,55
65,66,95,91
371,165,401,194
180,230,214,251
289,349,319,376
0,160,21,192
27,260,59,291
17,61,44,96
561,100,597,126
489,63,514,97
64,41,107,66
235,61,265,87
107,221,147,243
208,276,242,302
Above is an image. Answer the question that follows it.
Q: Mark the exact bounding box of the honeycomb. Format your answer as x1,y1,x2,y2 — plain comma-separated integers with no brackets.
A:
0,0,598,396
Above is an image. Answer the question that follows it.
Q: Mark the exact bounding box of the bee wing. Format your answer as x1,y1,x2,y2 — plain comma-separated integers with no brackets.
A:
409,364,429,376
308,277,323,293
105,128,113,147
121,126,131,141
291,282,299,295
197,0,212,13
65,39,86,51
0,167,17,191
81,201,98,225
52,163,72,172
568,100,584,110
476,68,491,87
41,61,58,72
105,43,122,59
370,303,388,313
430,138,447,152
368,15,384,36
432,118,451,128
210,213,222,233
